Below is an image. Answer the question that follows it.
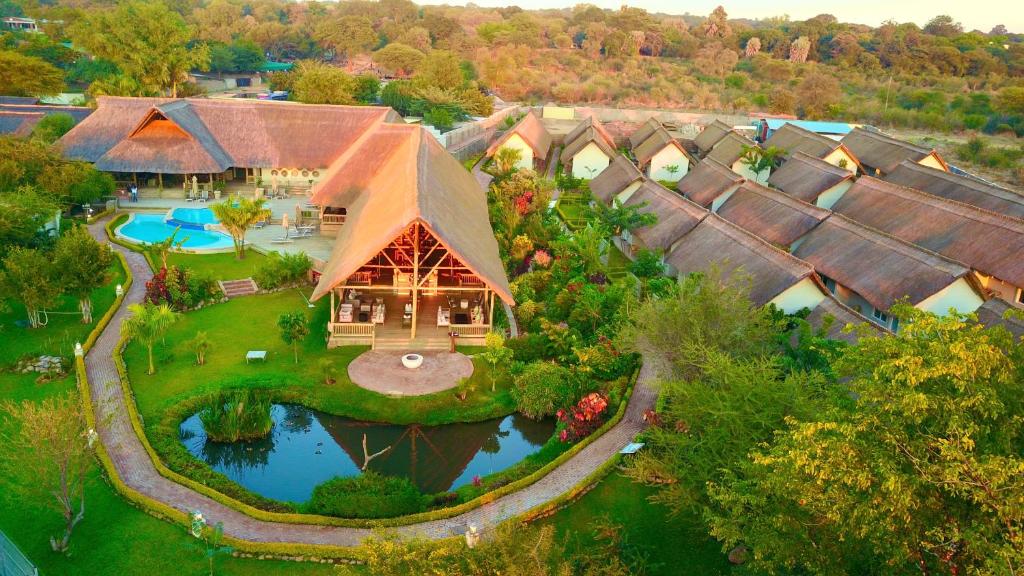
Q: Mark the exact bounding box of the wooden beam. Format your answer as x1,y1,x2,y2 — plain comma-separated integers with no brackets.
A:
411,222,420,340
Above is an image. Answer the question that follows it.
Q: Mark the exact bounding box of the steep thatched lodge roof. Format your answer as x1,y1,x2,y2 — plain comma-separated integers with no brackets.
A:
840,127,947,175
715,181,830,247
883,160,1024,220
675,158,744,208
485,110,552,160
589,154,643,203
694,119,733,155
623,179,708,251
767,152,854,204
975,298,1024,340
706,131,757,167
628,117,663,149
632,126,688,168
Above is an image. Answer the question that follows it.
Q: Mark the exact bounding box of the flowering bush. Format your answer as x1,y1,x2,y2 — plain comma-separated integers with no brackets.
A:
557,392,609,443
532,249,551,268
145,266,221,310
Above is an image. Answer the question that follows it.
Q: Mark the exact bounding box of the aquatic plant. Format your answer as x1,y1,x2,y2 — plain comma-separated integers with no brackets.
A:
198,390,273,442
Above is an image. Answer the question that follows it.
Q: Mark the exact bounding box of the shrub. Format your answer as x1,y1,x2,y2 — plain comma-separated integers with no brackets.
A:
306,472,425,518
556,392,609,442
146,265,221,310
198,390,273,442
253,252,311,290
511,361,578,419
506,333,550,363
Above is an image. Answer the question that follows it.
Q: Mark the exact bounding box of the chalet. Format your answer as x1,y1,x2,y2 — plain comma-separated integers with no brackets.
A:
676,158,744,210
615,179,707,262
2,16,39,32
589,154,644,204
767,152,855,209
714,181,830,249
763,122,860,172
628,117,663,149
308,125,514,348
485,111,552,171
975,298,1024,340
792,215,985,330
665,215,827,314
693,119,733,156
831,177,1024,307
632,126,691,182
707,131,769,183
840,127,947,176
560,116,616,180
883,160,1024,219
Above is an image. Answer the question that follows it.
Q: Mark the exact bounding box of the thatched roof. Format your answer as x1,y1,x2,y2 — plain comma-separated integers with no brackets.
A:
715,181,830,247
0,103,92,137
975,298,1024,340
883,161,1024,219
676,158,744,208
589,154,643,203
665,214,817,306
831,177,1024,287
767,152,854,204
628,117,662,149
694,119,733,154
632,126,688,168
60,96,401,173
792,214,972,311
561,125,615,167
806,295,887,343
0,111,42,136
564,115,615,149
764,122,840,159
840,127,946,175
623,179,708,251
706,131,757,166
311,125,513,304
486,110,551,160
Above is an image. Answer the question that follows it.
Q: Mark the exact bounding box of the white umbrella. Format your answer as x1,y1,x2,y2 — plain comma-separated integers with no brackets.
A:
191,175,198,199
281,213,289,239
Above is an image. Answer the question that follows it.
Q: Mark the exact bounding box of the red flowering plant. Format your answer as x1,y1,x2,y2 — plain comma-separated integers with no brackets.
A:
532,249,552,268
556,392,609,443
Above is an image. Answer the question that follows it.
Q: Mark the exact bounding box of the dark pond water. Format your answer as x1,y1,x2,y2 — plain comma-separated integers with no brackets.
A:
179,404,555,503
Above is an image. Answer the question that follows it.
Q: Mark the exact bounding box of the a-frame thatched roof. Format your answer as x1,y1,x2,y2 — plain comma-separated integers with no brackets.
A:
485,110,552,159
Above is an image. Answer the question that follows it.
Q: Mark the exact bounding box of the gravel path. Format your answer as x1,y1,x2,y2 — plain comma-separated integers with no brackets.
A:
83,218,656,548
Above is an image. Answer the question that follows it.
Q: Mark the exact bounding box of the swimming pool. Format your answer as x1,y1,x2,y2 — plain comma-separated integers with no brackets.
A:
167,207,219,229
117,213,235,250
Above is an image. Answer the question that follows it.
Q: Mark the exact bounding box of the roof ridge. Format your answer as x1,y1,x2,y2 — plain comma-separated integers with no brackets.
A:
860,176,1024,230
825,213,969,276
774,122,839,148
896,160,1024,200
787,151,854,177
738,179,831,217
702,213,814,275
851,127,932,154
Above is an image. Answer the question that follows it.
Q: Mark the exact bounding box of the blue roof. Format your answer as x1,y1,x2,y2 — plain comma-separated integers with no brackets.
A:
761,119,853,135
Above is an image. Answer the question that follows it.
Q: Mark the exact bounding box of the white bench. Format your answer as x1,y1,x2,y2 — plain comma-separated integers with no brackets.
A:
246,350,267,363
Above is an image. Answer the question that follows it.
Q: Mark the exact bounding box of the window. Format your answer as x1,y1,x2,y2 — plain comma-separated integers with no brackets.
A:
871,308,888,324
819,274,837,295
1017,288,1023,305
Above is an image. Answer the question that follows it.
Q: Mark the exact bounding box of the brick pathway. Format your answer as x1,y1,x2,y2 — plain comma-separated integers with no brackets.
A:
83,218,657,548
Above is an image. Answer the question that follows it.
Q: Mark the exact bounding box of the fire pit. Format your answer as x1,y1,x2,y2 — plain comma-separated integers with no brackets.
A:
401,353,424,369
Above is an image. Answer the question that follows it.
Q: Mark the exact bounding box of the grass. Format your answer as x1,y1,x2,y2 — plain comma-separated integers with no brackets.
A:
0,260,338,576
555,194,591,231
606,244,631,279
166,250,270,282
538,472,733,576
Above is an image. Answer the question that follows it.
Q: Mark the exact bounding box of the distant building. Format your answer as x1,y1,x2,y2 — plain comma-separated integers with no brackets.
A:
753,118,855,142
840,127,947,176
485,111,551,171
2,16,39,33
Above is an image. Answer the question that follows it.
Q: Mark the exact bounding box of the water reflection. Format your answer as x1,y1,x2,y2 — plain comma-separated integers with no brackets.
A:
179,404,555,504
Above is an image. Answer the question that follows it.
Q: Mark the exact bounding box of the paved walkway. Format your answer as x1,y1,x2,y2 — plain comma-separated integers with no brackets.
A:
471,155,493,191
348,351,473,396
83,217,656,549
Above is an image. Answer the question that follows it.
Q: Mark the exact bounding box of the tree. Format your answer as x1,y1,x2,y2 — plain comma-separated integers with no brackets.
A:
314,15,378,60
707,308,1024,574
797,72,841,119
423,107,455,131
493,147,522,176
0,246,61,328
744,37,761,58
700,6,731,38
0,49,64,97
187,331,211,366
0,186,59,251
122,303,179,375
53,226,113,324
352,74,380,104
788,36,811,63
924,14,963,37
31,113,76,144
209,196,271,259
278,312,309,364
144,226,187,270
740,145,785,181
511,361,578,419
415,50,465,91
289,60,357,105
589,198,657,237
996,86,1024,116
0,392,95,552
373,43,425,77
480,332,514,392
69,1,210,97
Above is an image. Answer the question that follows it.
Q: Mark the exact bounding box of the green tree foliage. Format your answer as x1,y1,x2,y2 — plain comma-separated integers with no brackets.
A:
511,361,579,419
0,49,64,97
208,40,266,73
352,73,380,104
423,106,454,131
69,1,210,97
209,195,272,259
53,225,113,324
314,15,378,60
372,43,425,77
589,198,657,237
277,312,309,364
0,186,58,251
289,60,357,105
31,112,75,144
122,303,179,375
0,245,61,328
480,332,514,392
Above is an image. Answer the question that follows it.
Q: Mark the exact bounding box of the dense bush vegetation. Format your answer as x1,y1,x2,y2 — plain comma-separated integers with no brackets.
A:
306,472,425,518
144,265,221,310
252,252,311,290
198,390,273,442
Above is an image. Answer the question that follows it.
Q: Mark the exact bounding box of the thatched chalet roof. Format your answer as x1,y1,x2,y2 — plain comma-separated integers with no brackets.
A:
715,181,829,247
831,177,1024,287
840,127,947,175
806,295,887,343
694,119,733,154
767,152,854,204
676,158,744,208
60,96,401,173
975,298,1024,340
707,131,757,166
623,179,708,251
564,115,615,149
628,117,662,149
589,154,643,203
792,214,972,311
632,126,688,167
561,125,616,166
665,214,817,306
0,111,43,136
883,161,1024,219
310,125,513,304
764,122,841,159
485,110,551,159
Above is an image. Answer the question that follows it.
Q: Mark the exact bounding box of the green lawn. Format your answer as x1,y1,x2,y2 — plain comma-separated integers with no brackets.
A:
538,472,733,576
0,260,337,576
166,250,270,282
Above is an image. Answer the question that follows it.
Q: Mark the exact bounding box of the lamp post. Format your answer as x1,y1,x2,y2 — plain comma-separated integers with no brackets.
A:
465,523,481,549
116,284,124,298
74,342,84,357
448,330,459,353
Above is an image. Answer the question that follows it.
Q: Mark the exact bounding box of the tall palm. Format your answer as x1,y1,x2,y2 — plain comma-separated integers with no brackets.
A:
121,303,179,375
211,195,272,260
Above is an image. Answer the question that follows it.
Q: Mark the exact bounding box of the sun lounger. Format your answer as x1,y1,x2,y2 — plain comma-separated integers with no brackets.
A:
270,237,293,244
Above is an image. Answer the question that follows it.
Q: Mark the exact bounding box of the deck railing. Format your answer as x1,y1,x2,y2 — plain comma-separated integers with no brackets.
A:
328,322,375,348
452,324,490,338
321,214,346,225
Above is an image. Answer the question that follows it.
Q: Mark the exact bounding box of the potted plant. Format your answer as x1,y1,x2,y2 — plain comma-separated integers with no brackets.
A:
213,181,226,200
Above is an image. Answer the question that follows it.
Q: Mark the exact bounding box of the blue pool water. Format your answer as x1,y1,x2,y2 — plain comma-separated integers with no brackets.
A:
167,207,219,230
118,213,235,250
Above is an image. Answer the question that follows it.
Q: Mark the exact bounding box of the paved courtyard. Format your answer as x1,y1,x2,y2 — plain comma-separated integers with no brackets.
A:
347,350,474,396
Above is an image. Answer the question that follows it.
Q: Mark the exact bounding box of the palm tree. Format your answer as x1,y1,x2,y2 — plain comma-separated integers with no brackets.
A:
145,226,187,270
210,195,272,260
122,303,179,375
493,147,522,176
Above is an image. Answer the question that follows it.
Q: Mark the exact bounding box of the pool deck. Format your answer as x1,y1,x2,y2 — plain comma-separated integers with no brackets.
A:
347,350,474,396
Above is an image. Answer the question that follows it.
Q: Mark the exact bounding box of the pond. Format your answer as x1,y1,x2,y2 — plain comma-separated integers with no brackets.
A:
179,404,555,503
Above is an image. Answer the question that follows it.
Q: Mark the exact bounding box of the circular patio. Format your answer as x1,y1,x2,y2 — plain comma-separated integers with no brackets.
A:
348,350,475,396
